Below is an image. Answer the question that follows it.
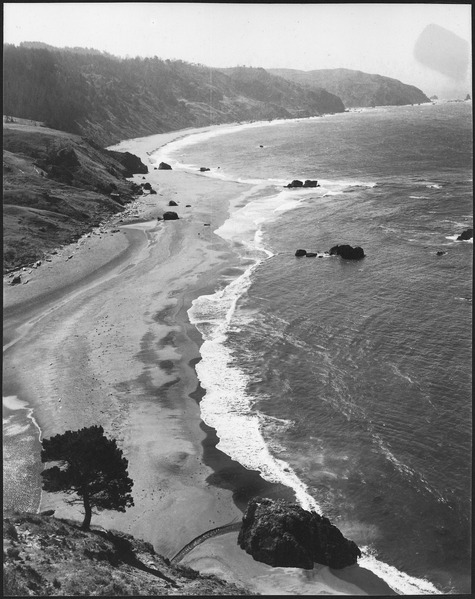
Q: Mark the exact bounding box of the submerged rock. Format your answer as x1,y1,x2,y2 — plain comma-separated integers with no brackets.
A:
329,244,365,260
238,497,361,569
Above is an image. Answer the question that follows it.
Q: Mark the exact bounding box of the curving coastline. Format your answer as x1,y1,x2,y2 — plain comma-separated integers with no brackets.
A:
3,123,398,595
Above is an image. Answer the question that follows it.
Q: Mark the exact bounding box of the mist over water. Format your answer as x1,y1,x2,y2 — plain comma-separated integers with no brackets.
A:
158,102,472,594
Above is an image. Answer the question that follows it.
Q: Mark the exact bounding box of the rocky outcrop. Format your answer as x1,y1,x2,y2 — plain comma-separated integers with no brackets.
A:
285,179,320,188
329,244,365,260
303,180,320,188
163,211,179,220
456,228,473,241
238,497,361,570
286,180,304,188
158,162,172,170
107,150,148,177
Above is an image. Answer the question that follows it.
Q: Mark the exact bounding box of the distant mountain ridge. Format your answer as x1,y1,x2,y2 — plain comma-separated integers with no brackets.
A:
3,44,345,146
268,68,430,108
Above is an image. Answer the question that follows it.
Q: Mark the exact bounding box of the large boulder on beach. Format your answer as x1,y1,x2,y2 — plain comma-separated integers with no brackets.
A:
107,150,148,176
456,228,473,241
163,211,179,220
329,244,365,260
158,162,172,170
238,497,361,570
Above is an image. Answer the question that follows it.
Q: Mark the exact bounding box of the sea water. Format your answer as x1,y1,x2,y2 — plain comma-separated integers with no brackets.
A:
154,101,472,595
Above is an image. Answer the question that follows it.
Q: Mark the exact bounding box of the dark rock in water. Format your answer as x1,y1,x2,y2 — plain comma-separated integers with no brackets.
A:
456,228,473,241
158,162,172,170
11,274,22,286
295,249,307,257
168,200,178,206
286,179,304,188
306,252,317,257
199,167,210,172
238,497,361,570
436,250,447,256
142,182,152,190
303,180,320,188
186,204,191,207
163,211,179,220
259,145,264,148
149,189,157,194
329,244,365,260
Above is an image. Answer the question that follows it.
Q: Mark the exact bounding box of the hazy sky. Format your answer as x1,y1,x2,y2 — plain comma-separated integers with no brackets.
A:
3,3,472,98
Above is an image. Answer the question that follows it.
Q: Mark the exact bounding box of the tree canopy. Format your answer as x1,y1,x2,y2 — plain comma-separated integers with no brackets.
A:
41,425,134,530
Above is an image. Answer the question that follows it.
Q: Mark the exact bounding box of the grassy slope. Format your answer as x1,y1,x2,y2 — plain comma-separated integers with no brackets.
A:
3,119,145,273
3,512,250,596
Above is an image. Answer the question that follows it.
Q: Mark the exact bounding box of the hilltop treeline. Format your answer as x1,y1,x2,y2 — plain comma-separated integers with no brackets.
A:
3,44,345,146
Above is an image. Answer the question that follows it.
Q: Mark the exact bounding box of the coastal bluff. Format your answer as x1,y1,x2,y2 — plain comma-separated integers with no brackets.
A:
3,511,250,596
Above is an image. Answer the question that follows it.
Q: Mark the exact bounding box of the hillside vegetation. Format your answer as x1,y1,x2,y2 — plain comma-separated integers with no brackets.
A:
3,120,147,272
3,511,250,596
268,68,430,108
3,43,345,146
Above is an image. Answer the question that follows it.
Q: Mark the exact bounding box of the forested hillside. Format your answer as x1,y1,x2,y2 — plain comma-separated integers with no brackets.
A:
3,44,345,146
269,68,431,108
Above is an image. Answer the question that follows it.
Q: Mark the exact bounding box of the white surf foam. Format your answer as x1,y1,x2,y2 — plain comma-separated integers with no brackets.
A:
359,546,442,595
180,118,442,594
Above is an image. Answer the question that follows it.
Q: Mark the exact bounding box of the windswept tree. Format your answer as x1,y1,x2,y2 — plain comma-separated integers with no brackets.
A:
41,425,134,530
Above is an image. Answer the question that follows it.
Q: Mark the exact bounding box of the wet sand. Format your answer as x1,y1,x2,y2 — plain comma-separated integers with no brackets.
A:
3,126,395,595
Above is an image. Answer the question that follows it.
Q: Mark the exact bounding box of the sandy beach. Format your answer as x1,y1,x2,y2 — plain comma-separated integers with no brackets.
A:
3,126,395,595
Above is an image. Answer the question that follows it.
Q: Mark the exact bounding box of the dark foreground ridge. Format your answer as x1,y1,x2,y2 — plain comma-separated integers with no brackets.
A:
3,511,251,596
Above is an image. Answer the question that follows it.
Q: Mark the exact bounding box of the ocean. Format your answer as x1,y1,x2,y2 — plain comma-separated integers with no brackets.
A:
156,101,472,595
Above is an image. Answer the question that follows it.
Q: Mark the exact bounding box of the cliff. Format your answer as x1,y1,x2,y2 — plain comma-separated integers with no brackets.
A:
3,44,345,147
3,511,250,596
268,68,431,108
3,119,147,273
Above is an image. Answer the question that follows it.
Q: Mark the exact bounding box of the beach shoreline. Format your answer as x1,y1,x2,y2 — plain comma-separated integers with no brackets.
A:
3,124,395,595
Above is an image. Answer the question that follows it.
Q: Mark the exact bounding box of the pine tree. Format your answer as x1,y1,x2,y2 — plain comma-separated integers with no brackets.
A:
41,425,134,530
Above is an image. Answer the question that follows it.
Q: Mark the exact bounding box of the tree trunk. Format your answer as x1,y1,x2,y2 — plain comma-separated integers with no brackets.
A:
82,491,92,530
